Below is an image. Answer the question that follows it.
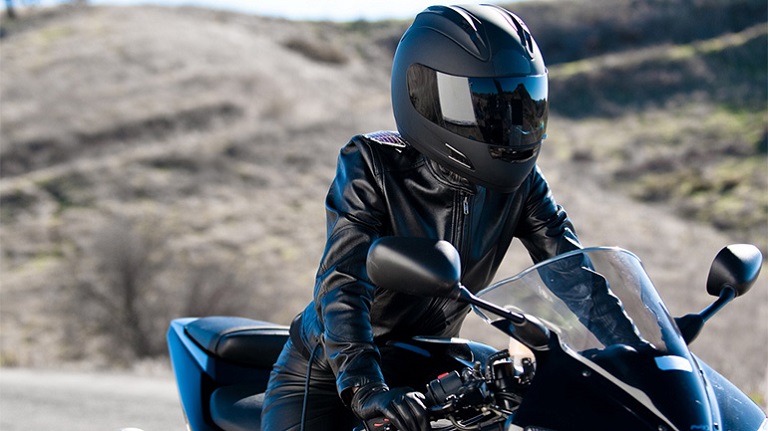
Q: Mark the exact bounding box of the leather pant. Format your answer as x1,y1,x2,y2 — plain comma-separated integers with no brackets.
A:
261,339,359,431
262,338,447,431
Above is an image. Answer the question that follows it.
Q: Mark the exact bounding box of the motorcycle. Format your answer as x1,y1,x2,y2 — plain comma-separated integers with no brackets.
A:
167,238,767,431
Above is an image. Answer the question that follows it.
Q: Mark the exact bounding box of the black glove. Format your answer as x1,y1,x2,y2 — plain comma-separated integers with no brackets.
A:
351,382,430,431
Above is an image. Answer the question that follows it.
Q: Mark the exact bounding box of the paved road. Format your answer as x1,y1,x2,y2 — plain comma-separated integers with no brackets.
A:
0,367,185,431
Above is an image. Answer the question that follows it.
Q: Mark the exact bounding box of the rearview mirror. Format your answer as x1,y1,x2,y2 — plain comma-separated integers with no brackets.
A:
366,237,552,351
677,243,763,344
366,237,461,298
706,244,762,297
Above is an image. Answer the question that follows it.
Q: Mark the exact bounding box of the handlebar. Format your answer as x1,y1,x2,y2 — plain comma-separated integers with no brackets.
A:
355,352,534,431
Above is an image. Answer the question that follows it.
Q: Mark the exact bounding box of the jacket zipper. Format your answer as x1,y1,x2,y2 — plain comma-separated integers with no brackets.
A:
454,193,471,268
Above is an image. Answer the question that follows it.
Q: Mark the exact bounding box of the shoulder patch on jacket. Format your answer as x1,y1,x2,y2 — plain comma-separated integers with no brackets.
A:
363,130,408,151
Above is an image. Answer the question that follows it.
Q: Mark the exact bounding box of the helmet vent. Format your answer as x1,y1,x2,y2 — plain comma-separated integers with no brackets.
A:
497,9,536,59
424,5,489,61
445,143,474,170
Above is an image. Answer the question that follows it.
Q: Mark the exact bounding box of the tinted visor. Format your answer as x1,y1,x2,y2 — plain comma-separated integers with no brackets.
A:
407,63,548,153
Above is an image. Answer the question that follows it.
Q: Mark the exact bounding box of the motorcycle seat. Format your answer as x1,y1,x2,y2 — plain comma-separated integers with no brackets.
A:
185,316,289,368
210,384,264,431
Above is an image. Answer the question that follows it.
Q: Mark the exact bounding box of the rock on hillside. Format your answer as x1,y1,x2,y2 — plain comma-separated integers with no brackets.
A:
0,4,765,404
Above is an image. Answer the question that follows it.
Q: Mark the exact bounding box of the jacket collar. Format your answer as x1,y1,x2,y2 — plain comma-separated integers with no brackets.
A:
425,157,477,193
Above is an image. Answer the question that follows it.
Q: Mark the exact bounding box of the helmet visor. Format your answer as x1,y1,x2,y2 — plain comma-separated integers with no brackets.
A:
407,63,548,153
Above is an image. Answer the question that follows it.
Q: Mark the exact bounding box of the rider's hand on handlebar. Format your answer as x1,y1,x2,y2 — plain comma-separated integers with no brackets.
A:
351,382,429,431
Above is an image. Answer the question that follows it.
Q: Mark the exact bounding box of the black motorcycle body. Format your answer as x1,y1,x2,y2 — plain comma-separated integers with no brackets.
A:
168,241,767,431
167,316,502,430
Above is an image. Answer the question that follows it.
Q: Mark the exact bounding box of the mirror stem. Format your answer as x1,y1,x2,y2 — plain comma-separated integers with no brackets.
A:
700,286,736,323
455,285,551,351
676,286,738,344
456,286,526,324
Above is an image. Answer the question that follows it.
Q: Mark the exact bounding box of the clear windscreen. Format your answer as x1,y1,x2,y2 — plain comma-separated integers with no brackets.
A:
473,247,688,357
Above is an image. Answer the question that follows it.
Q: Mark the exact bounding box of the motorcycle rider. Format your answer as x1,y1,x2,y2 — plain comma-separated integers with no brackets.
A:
262,5,634,430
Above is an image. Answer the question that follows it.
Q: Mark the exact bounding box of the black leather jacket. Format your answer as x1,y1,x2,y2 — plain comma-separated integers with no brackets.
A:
293,131,581,402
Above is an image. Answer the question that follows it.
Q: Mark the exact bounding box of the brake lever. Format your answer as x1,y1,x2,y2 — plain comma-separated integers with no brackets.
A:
360,405,447,431
362,416,393,431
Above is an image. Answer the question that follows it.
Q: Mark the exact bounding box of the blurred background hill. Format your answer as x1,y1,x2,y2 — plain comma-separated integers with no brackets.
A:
1,0,766,405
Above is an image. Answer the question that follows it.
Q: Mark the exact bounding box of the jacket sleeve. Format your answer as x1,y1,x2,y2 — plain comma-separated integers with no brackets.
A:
314,138,388,402
515,166,582,263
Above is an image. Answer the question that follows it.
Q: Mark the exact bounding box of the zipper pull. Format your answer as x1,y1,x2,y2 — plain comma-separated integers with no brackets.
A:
463,196,469,215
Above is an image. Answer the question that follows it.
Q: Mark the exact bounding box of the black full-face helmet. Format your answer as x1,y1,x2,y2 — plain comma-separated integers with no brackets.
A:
392,4,549,193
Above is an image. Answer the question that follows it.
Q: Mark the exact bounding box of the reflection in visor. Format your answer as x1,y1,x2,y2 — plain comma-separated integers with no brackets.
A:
407,63,548,148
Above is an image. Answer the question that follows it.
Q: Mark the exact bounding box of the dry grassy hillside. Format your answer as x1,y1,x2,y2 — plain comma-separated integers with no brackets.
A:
0,3,766,404
1,4,397,363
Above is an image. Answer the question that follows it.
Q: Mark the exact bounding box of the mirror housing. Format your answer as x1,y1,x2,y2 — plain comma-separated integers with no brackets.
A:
367,237,551,351
676,243,763,344
366,237,461,298
706,244,762,297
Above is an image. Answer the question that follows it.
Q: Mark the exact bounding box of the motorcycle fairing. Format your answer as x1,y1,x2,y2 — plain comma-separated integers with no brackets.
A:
510,333,693,431
694,355,767,431
473,247,742,431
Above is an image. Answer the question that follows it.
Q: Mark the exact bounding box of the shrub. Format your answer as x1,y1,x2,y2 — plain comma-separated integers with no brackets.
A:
62,214,253,364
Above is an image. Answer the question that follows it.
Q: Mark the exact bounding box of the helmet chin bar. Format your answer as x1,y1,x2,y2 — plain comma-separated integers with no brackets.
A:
489,141,541,163
436,152,537,194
